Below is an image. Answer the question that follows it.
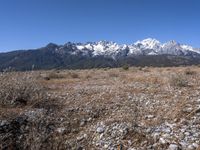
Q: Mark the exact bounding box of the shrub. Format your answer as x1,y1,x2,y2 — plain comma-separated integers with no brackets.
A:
69,72,79,78
108,72,119,78
184,68,196,75
170,74,188,87
46,71,65,80
122,64,129,70
138,67,143,71
142,66,150,72
85,74,91,79
0,73,47,107
43,71,79,80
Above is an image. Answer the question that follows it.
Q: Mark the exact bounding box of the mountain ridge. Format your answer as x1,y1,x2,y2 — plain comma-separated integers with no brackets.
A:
1,38,200,71
39,38,200,57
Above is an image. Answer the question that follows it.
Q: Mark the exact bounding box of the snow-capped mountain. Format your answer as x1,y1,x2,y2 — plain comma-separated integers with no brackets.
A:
1,38,200,71
54,38,200,58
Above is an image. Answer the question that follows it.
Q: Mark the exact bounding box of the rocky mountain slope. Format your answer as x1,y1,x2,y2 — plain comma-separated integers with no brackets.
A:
1,38,200,71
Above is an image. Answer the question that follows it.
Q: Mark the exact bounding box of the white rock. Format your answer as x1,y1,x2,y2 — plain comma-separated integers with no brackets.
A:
153,143,159,148
145,115,155,119
159,137,166,144
179,141,187,148
80,120,86,126
162,127,171,133
162,133,170,138
128,140,132,145
188,145,196,150
87,117,92,122
153,133,160,142
99,133,104,139
96,126,105,133
77,135,84,141
127,148,136,150
104,144,109,148
168,144,179,150
192,143,199,148
0,120,8,126
56,127,65,134
184,132,191,136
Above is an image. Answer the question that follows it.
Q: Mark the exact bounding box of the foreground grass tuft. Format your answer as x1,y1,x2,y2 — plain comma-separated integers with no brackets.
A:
170,74,188,87
0,73,47,107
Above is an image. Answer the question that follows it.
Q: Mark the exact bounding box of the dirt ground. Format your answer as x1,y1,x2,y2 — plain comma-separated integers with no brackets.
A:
0,67,200,149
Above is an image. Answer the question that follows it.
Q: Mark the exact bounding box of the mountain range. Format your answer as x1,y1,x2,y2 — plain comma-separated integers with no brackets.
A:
1,38,200,71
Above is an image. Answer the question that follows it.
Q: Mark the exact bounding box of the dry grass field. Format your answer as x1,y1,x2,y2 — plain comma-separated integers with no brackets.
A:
0,67,200,150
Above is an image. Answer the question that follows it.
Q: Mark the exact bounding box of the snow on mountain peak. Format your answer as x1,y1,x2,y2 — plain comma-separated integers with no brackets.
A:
66,38,200,57
75,41,118,56
181,45,193,51
164,40,179,46
135,38,161,49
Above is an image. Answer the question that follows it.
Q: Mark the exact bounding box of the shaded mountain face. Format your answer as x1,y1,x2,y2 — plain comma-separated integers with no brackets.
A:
1,38,200,71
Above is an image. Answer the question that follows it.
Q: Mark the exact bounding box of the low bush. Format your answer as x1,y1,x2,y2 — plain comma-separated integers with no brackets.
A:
170,74,188,87
44,71,79,80
184,68,196,75
0,73,47,107
108,72,119,78
69,72,79,78
122,64,129,70
46,71,65,80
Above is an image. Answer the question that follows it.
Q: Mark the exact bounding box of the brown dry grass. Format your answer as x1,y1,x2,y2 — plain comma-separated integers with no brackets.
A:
1,66,200,149
0,72,47,107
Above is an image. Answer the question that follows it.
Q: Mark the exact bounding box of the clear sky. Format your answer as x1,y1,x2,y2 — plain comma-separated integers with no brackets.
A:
0,0,199,51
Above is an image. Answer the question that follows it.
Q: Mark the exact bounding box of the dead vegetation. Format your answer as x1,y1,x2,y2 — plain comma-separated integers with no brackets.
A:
170,73,189,87
122,64,129,70
184,68,197,75
0,67,200,149
0,72,47,107
43,71,80,80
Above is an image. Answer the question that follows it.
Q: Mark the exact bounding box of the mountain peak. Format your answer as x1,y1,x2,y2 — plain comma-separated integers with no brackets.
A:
96,40,116,45
46,43,58,48
135,38,160,49
142,38,159,42
167,40,179,45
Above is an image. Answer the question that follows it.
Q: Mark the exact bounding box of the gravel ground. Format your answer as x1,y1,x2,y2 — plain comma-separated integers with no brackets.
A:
0,67,200,150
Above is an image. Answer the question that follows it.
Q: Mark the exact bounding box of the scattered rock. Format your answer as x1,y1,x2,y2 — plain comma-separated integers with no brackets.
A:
187,145,196,150
168,144,179,150
96,126,105,133
192,143,199,148
159,137,166,144
56,127,66,134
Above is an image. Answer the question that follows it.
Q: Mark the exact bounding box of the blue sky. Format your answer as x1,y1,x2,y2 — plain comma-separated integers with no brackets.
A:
0,0,199,51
